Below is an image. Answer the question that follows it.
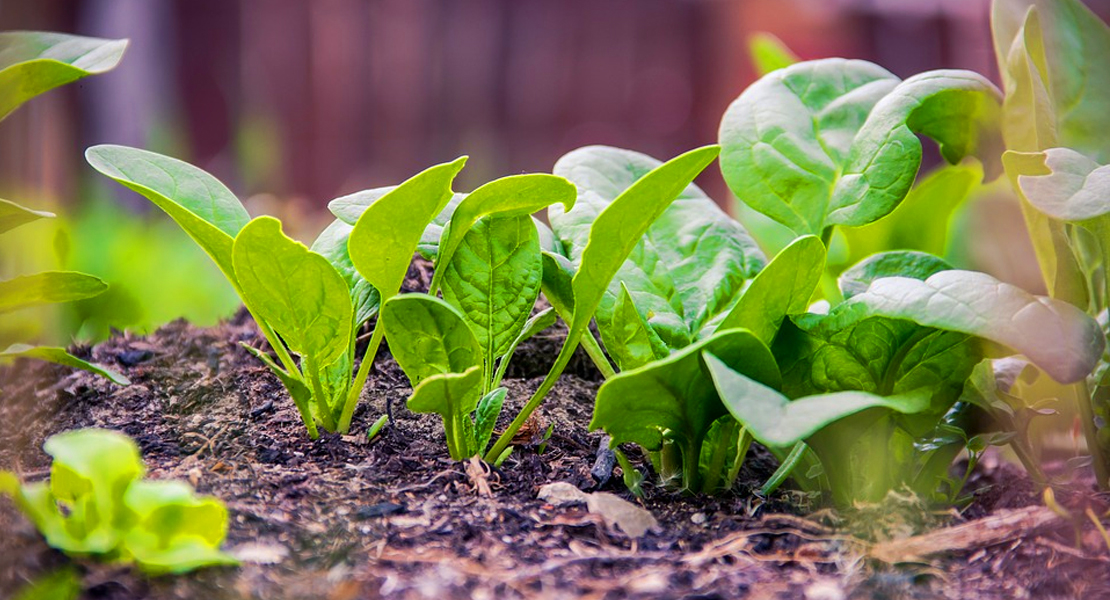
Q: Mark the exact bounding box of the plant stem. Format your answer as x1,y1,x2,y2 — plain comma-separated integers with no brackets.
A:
1073,380,1110,490
580,330,616,379
484,328,582,462
337,319,386,434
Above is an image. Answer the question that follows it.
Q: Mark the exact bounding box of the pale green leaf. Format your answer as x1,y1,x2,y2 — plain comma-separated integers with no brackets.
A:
311,219,379,326
1,344,130,385
838,251,953,300
0,271,107,314
0,197,54,235
748,32,799,76
0,32,127,120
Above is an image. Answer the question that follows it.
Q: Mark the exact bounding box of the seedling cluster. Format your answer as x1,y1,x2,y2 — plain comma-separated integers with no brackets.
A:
2,0,1110,583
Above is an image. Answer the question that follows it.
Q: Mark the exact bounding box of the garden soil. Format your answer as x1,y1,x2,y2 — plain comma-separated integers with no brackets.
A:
2,260,1109,600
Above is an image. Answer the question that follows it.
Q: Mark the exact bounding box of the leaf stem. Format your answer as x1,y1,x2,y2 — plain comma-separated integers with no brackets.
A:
580,330,616,379
338,319,386,434
1074,380,1110,490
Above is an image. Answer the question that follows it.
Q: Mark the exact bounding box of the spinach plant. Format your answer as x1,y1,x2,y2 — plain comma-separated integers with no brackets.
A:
0,428,236,573
86,145,466,437
377,173,573,460
0,32,129,385
992,0,1110,488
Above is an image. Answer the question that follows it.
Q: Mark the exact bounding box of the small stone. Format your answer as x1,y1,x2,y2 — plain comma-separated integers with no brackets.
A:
538,482,588,506
691,512,707,525
355,502,405,520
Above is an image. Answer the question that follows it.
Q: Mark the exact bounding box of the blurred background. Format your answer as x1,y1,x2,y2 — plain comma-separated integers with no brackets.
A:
1,0,1107,344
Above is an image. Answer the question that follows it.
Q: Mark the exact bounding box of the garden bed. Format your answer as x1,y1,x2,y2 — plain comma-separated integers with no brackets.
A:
2,264,1107,600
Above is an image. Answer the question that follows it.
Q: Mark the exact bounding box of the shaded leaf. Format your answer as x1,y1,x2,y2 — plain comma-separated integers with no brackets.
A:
0,344,129,386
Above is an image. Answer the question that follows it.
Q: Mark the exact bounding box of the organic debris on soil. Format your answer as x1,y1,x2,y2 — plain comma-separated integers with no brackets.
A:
1,268,1109,600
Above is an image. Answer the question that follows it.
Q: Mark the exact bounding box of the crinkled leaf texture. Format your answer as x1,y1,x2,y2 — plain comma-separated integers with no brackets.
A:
440,215,543,363
590,329,780,491
551,145,764,360
1009,148,1110,222
719,59,1001,236
838,251,953,300
840,270,1104,384
0,31,127,120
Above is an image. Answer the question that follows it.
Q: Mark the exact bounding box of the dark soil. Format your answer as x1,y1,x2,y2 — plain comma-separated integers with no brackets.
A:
1,263,1109,599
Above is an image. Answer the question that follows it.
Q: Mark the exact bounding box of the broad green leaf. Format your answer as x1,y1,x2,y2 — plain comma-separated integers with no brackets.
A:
86,145,250,280
122,480,236,574
407,366,484,460
329,187,466,259
473,387,508,452
1009,148,1110,222
441,215,543,361
348,158,467,301
827,70,1002,228
0,32,127,120
1,344,130,386
720,59,900,235
748,32,799,76
311,219,380,326
232,217,352,366
706,353,932,447
841,270,1104,383
841,163,983,262
381,294,481,386
0,197,53,235
590,329,780,466
838,251,953,300
712,235,825,344
0,271,107,314
493,307,558,388
603,281,670,371
431,173,575,292
720,60,1000,236
552,145,760,349
774,309,979,415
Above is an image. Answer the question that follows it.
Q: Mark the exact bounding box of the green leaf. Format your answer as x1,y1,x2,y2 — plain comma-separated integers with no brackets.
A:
0,271,107,314
85,145,251,281
381,294,482,386
492,307,557,388
840,163,983,262
473,387,507,453
1008,148,1110,222
602,282,669,371
590,329,779,490
552,145,763,350
1,344,130,385
486,145,722,463
719,60,1000,235
10,567,81,600
706,353,933,447
430,173,575,292
0,197,54,235
407,366,484,460
712,235,825,345
348,158,467,302
540,250,576,317
0,32,127,120
748,32,799,76
232,217,352,366
122,480,237,574
311,219,380,326
841,270,1104,383
330,187,467,260
838,251,953,300
441,215,543,363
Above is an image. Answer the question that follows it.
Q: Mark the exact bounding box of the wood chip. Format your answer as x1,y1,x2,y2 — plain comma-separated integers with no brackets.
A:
871,506,1065,563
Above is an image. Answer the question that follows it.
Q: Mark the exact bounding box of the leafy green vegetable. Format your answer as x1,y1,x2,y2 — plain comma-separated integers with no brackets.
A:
406,366,487,460
719,59,1001,237
0,429,235,573
551,146,765,356
233,216,353,434
707,354,940,505
0,32,128,120
310,219,380,327
381,294,482,386
839,270,1104,384
590,329,780,492
0,344,129,386
837,251,953,300
748,32,799,76
486,145,722,461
